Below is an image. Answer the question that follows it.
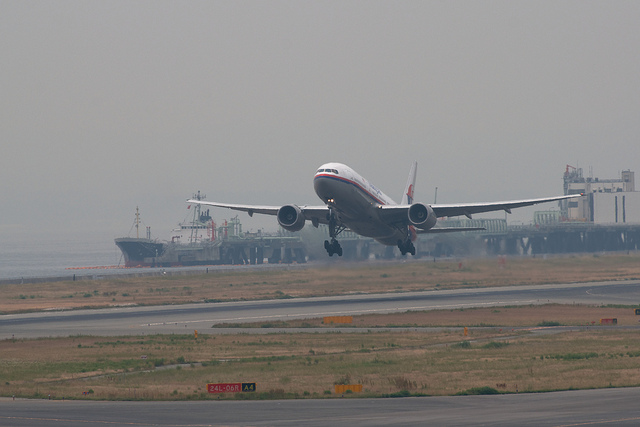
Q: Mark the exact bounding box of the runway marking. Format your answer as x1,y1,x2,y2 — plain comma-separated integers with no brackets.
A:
555,416,640,426
137,300,540,327
0,415,220,426
0,416,216,427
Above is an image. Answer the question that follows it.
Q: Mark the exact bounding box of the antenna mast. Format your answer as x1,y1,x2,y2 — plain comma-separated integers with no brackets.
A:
135,206,140,238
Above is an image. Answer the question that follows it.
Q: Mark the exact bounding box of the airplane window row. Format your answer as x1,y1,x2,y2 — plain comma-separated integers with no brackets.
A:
317,168,339,174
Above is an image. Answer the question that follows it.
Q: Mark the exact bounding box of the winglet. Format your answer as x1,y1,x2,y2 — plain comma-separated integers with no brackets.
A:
401,161,418,205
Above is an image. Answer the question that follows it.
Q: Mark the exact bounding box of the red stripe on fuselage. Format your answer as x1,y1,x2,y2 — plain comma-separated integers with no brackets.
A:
314,174,386,206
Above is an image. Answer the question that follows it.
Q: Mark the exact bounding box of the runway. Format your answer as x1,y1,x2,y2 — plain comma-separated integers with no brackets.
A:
2,387,640,426
2,280,640,339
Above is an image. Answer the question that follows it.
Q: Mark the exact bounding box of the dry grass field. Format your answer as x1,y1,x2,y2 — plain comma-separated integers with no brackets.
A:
2,253,640,400
218,304,640,328
2,308,640,400
2,253,640,314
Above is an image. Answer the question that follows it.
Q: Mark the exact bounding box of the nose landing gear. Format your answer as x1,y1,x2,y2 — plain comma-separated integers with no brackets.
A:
324,208,345,257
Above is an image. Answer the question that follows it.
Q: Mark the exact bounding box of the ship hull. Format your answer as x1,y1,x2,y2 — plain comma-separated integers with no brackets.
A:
115,237,306,267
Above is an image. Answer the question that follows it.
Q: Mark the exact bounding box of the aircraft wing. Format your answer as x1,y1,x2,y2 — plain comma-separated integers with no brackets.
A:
187,200,280,216
187,199,330,223
299,206,332,224
378,194,581,223
430,194,581,218
416,227,486,234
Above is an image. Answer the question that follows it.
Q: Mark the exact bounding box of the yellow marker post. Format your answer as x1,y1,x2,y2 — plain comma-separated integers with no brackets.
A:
334,384,363,394
464,327,468,337
194,330,198,339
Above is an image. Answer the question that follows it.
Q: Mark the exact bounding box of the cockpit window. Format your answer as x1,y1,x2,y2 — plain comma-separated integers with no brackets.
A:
332,169,339,174
317,168,339,174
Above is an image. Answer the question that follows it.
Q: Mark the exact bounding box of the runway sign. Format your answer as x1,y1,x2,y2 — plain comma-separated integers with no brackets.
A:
207,383,256,393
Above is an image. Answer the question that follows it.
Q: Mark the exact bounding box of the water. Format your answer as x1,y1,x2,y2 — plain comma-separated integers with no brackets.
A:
0,232,126,280
0,231,305,283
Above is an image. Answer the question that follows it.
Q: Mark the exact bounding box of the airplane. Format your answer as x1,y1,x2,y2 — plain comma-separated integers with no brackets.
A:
188,162,582,257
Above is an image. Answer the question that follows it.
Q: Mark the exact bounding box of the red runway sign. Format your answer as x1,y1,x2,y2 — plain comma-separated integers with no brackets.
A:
207,383,256,393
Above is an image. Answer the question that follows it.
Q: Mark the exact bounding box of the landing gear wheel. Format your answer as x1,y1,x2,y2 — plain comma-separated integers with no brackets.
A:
325,239,343,257
398,240,416,256
325,210,344,257
407,241,416,256
324,240,334,256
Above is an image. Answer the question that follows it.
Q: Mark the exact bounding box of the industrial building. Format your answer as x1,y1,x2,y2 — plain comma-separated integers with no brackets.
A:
563,165,639,224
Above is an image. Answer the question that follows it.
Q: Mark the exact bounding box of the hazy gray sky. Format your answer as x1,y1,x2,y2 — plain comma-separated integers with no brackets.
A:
2,1,639,239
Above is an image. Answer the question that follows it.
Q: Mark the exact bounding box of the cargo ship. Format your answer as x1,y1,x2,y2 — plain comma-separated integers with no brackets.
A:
115,192,306,267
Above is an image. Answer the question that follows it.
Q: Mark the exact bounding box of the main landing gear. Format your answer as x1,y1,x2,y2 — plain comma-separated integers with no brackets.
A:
324,209,345,257
397,239,416,256
324,238,343,257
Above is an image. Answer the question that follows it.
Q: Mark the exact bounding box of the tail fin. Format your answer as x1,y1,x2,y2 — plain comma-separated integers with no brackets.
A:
401,161,417,205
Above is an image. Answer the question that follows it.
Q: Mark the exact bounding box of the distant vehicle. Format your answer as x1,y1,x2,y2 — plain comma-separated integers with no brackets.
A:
189,162,581,257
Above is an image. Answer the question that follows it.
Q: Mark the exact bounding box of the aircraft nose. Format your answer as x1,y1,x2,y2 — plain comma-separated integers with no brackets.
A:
314,175,331,200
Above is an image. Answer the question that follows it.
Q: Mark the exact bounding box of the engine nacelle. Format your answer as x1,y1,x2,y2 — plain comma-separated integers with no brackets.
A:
408,203,437,230
277,205,306,232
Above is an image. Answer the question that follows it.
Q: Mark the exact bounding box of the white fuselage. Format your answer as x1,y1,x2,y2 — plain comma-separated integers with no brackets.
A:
313,163,408,245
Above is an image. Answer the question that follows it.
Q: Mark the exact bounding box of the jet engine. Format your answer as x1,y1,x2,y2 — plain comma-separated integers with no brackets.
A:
408,203,437,230
277,205,306,232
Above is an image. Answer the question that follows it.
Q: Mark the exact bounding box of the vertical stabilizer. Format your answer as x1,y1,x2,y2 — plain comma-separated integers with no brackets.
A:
401,161,417,205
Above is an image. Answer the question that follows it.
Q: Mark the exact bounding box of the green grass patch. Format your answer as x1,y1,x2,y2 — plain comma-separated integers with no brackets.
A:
548,352,599,361
482,341,509,349
457,386,500,395
537,320,561,327
451,340,472,349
